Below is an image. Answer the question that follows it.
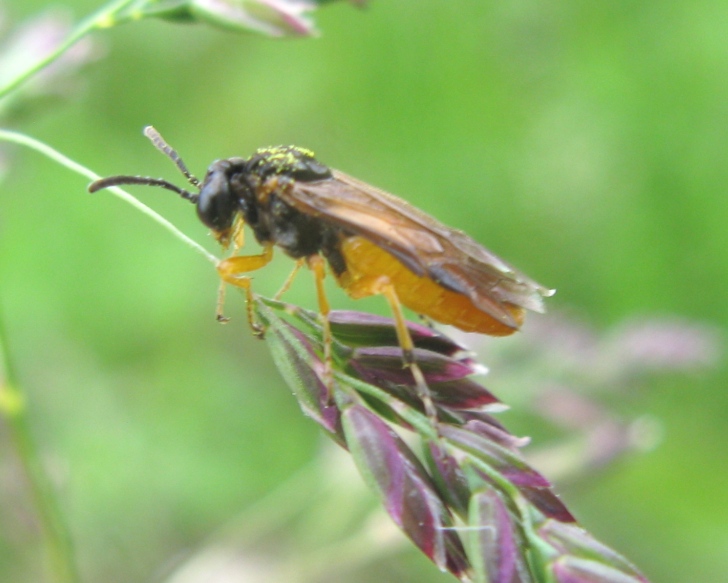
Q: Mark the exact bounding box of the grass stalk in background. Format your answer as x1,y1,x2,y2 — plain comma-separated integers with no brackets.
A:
0,310,81,583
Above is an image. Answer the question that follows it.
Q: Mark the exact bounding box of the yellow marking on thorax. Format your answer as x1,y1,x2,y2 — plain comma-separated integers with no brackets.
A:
336,236,523,336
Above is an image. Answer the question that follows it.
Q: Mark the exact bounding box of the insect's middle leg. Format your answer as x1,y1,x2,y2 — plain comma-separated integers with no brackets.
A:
307,255,334,393
217,244,274,335
274,258,305,301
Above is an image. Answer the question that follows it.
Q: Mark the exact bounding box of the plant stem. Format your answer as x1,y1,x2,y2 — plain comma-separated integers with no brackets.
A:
0,127,215,580
0,127,216,578
0,310,80,583
0,0,138,100
0,128,218,265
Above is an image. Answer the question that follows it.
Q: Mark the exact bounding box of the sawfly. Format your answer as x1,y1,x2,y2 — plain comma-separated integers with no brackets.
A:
90,127,553,416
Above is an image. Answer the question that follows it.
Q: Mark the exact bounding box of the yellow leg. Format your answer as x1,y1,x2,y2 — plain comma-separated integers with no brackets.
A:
378,283,439,426
274,258,305,301
307,255,334,392
216,245,274,335
232,216,245,252
216,281,230,323
344,274,439,427
217,245,274,285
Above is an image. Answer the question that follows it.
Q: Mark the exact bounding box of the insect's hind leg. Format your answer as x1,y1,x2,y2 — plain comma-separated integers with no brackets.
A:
341,273,440,429
378,282,439,428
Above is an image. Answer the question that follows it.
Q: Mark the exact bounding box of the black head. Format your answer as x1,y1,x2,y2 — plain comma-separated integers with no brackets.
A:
195,158,247,235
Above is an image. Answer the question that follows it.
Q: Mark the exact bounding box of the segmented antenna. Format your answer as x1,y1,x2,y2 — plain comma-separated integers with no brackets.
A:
87,126,200,203
144,126,200,188
88,175,198,202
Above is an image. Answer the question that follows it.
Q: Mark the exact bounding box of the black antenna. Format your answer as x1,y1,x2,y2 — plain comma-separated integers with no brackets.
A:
88,126,200,203
88,175,198,202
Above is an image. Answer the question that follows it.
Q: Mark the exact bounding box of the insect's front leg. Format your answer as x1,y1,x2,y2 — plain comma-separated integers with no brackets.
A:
216,244,274,335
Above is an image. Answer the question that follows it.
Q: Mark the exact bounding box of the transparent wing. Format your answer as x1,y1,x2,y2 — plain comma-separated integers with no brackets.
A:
283,170,553,326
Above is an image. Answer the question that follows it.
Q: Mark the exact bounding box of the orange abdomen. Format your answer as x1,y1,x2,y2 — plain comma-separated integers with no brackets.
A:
337,236,523,336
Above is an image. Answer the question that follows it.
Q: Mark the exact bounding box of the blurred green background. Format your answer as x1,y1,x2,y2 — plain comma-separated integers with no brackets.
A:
1,1,727,581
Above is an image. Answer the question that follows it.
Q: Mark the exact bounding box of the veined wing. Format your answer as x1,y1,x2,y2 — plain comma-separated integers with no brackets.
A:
284,170,553,327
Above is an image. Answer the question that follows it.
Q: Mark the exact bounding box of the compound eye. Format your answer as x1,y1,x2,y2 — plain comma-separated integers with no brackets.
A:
196,169,238,233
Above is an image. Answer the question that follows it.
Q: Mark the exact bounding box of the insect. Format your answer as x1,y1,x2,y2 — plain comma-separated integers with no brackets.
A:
89,127,553,415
